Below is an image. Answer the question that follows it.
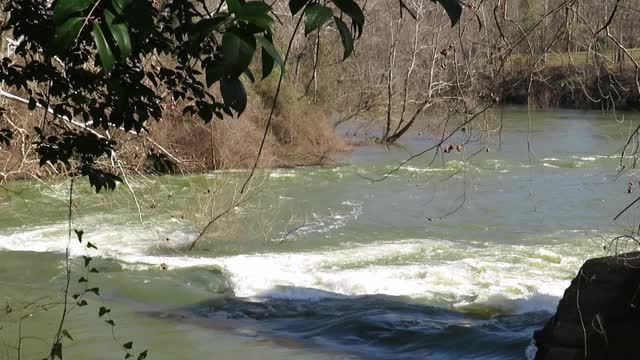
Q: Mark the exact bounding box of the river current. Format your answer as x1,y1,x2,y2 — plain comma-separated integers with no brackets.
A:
1,108,638,359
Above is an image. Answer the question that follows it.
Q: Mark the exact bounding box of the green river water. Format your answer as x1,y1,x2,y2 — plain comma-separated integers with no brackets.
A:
1,108,639,359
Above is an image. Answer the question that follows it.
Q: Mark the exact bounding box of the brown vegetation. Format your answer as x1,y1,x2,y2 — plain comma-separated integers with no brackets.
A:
0,78,346,181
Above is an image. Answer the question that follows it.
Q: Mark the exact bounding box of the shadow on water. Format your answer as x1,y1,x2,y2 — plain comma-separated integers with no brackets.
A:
163,287,552,360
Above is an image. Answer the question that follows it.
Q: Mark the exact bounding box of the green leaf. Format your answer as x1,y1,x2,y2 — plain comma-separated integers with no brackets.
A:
78,277,88,283
53,0,94,24
237,2,274,30
99,306,111,317
205,63,225,87
121,0,155,38
330,0,365,25
106,319,116,326
239,2,271,16
289,0,309,15
86,287,100,296
83,256,92,267
220,78,247,115
333,16,353,60
123,341,133,350
434,0,463,26
92,23,115,73
222,31,256,78
74,229,84,243
260,46,274,80
104,9,132,58
330,0,365,37
257,35,283,66
257,34,283,79
189,15,229,49
111,0,133,14
52,17,83,54
243,68,255,83
137,350,148,360
87,242,98,249
62,329,74,341
226,0,242,14
197,104,213,123
28,97,36,110
304,4,332,35
77,300,88,306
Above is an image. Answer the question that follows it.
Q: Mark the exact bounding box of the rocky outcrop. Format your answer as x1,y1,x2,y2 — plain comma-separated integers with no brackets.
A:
534,252,640,359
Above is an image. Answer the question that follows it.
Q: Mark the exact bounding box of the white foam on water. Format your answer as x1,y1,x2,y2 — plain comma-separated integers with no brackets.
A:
542,163,560,169
269,170,297,178
403,166,447,173
123,240,589,313
573,156,596,161
0,217,594,314
0,219,194,258
404,166,428,173
525,340,538,360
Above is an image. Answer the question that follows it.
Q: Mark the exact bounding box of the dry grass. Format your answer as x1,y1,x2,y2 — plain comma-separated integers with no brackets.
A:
0,76,348,181
142,76,347,173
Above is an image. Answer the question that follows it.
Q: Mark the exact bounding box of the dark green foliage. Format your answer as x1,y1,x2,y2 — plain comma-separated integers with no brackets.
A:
258,33,283,79
220,78,248,114
433,0,462,26
61,330,74,341
304,4,333,35
334,17,353,60
99,306,111,317
74,229,84,242
34,130,116,167
86,287,100,296
330,0,364,37
289,0,309,16
84,167,123,193
146,150,177,174
47,228,140,359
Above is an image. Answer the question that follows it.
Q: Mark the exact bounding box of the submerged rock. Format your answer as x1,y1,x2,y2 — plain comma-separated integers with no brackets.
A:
534,252,640,359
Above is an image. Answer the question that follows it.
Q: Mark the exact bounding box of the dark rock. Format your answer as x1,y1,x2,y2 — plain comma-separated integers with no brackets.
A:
534,252,640,359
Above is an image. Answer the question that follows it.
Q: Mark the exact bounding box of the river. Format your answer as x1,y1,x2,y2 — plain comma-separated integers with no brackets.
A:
0,108,637,359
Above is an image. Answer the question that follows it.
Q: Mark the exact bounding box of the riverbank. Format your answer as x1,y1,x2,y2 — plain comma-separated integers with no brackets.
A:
496,65,640,111
0,78,348,182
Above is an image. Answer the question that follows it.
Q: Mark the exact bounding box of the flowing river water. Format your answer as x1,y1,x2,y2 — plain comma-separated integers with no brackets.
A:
1,108,639,359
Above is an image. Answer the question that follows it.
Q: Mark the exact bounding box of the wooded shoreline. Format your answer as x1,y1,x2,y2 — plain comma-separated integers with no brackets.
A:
496,65,640,111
